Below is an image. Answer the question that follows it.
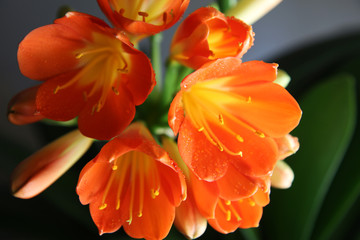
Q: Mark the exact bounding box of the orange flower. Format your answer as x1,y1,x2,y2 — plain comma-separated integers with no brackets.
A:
17,12,155,140
97,0,190,38
7,86,44,125
76,123,186,239
190,171,270,233
170,7,254,69
169,58,302,182
163,136,269,236
11,129,93,199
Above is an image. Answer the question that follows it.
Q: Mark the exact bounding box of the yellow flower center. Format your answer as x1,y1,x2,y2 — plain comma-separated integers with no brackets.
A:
182,77,265,156
207,26,245,59
54,32,129,114
109,0,174,25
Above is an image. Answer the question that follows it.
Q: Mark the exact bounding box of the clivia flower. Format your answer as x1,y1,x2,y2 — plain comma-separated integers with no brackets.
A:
11,129,93,199
169,58,302,182
97,0,190,38
163,136,270,238
17,12,155,140
76,122,186,239
170,7,254,69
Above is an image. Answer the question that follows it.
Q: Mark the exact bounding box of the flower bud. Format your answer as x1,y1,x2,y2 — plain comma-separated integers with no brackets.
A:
7,86,44,125
271,160,294,189
11,129,93,199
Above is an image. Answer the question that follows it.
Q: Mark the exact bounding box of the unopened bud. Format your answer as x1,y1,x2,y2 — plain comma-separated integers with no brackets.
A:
11,129,93,199
8,86,44,125
226,0,282,25
271,160,294,189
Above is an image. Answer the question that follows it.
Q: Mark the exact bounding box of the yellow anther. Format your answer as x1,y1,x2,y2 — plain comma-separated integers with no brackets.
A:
216,142,224,152
255,131,265,138
126,218,132,225
238,151,243,157
218,114,224,125
198,127,204,132
162,12,167,24
137,212,143,217
75,52,84,59
112,165,118,171
151,189,160,199
236,135,244,142
116,199,120,210
112,86,120,95
225,200,231,206
249,199,256,207
53,86,60,94
99,203,107,210
138,11,149,22
226,210,231,221
247,96,252,103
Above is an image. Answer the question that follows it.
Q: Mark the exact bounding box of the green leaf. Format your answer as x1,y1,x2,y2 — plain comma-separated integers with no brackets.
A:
312,74,359,240
262,73,357,240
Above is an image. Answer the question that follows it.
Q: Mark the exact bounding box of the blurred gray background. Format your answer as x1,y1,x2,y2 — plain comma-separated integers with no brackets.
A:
1,0,360,160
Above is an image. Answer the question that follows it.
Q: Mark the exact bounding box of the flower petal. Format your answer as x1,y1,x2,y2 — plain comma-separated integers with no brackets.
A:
178,118,229,181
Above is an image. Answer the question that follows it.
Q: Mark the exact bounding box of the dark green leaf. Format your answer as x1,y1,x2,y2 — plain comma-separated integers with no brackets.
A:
262,73,357,240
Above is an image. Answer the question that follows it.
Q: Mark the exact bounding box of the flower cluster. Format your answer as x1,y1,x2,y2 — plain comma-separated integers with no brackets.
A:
8,1,302,239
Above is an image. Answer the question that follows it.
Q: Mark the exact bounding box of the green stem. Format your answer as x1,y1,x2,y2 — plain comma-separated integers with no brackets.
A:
161,60,181,109
150,33,163,93
177,65,193,86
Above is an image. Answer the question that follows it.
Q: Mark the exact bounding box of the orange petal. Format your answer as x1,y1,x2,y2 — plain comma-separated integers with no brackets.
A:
77,85,135,140
178,118,229,181
168,92,185,135
36,71,89,121
216,165,258,200
12,129,93,199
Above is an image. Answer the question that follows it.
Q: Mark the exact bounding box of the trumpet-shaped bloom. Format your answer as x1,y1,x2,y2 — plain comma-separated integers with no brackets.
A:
97,0,190,37
76,123,186,239
11,129,93,199
169,58,302,182
18,12,155,140
7,86,44,125
163,136,269,237
170,7,254,69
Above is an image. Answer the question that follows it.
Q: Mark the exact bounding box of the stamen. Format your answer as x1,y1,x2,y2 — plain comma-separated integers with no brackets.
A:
255,131,265,138
247,96,252,103
225,200,231,205
99,203,107,210
112,86,120,95
53,86,60,94
248,198,256,207
138,11,149,22
238,151,243,157
137,153,145,218
162,12,167,24
236,135,244,142
218,114,224,125
216,142,224,152
127,152,137,225
151,189,160,199
198,127,204,132
226,210,231,221
229,204,242,221
112,165,118,171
